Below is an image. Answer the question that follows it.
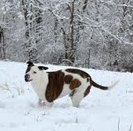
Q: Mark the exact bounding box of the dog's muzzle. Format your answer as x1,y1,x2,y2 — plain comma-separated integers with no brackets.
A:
25,74,31,82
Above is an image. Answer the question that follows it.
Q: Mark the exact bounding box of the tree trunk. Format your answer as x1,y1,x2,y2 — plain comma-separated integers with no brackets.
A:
0,26,6,59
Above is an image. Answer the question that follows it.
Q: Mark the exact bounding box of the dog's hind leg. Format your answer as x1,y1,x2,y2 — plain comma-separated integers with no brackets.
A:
45,101,54,107
70,88,85,107
70,81,91,107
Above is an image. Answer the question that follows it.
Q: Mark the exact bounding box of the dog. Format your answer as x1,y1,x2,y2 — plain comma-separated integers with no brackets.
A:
25,61,118,107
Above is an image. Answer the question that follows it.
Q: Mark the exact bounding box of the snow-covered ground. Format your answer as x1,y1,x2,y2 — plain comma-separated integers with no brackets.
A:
0,61,133,131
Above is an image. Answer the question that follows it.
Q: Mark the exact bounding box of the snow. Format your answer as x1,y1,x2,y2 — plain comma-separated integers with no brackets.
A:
0,60,133,131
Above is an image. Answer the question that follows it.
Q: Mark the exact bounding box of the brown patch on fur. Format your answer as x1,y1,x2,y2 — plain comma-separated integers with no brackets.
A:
65,68,90,78
84,84,91,97
70,79,81,90
45,71,65,102
64,75,73,84
69,90,76,97
87,77,90,82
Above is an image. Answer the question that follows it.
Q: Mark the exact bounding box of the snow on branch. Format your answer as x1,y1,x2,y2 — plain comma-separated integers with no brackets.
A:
117,4,133,8
102,1,133,8
82,17,133,46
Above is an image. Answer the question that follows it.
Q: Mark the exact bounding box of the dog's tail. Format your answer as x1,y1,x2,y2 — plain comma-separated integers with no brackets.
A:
91,79,119,90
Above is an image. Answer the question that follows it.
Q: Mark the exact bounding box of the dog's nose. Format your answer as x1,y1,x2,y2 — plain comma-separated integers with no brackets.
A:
25,74,30,82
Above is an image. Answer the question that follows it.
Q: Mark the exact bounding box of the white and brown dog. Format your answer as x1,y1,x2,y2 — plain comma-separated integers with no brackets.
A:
25,61,118,107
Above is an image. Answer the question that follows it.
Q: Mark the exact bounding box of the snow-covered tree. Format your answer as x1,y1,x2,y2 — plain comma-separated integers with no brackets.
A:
0,0,133,72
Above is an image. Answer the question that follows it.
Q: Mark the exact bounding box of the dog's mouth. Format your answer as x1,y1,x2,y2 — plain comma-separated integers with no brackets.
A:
25,79,32,82
25,75,32,82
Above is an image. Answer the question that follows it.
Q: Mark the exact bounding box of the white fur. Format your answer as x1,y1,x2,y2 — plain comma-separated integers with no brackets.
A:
31,72,48,101
26,64,118,107
108,80,119,90
27,66,52,105
59,71,91,107
59,83,71,98
70,81,91,107
59,71,86,98
26,66,90,107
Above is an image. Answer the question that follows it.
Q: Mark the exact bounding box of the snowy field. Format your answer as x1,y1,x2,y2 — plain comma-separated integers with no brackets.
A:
0,61,133,131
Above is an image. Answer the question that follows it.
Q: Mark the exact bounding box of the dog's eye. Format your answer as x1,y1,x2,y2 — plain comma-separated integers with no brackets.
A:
33,71,37,74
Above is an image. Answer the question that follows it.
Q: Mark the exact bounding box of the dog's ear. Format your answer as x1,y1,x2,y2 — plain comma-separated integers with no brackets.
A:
26,61,34,66
38,66,48,70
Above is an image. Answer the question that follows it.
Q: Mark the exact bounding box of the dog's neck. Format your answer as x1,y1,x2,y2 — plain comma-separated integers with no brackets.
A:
31,72,45,86
31,72,48,99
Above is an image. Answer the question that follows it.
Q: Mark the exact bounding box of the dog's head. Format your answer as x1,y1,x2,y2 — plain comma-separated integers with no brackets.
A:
25,61,48,82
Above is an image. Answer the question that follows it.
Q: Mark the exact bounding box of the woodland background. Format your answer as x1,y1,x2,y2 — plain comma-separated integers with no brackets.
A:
0,0,133,72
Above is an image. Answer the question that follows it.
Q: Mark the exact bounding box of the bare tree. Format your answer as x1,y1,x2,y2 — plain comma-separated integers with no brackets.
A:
21,0,44,62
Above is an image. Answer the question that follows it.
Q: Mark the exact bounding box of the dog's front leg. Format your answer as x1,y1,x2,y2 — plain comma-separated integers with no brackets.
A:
38,99,54,107
45,101,54,107
38,98,45,106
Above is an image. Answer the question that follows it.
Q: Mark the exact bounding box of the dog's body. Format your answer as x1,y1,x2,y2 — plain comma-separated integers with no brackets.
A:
25,61,118,107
